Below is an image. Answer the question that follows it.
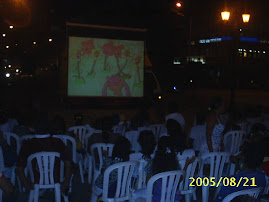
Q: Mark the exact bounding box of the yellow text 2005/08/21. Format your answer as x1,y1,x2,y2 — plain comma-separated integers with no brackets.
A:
189,177,257,187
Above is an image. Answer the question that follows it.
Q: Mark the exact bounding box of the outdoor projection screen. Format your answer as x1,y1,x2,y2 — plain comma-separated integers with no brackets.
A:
68,36,144,97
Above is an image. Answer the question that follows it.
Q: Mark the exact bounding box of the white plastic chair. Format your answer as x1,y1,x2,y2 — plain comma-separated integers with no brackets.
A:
222,187,261,202
200,152,230,202
27,152,62,202
223,130,246,175
112,122,126,136
53,134,84,184
125,131,140,153
3,132,20,155
84,129,103,184
180,157,202,202
129,153,147,190
91,161,138,202
223,130,246,155
67,126,87,149
132,170,185,202
3,132,20,190
90,143,114,184
149,124,165,141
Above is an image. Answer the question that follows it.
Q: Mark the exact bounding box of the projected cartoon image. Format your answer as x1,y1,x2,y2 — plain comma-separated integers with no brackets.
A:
68,37,144,97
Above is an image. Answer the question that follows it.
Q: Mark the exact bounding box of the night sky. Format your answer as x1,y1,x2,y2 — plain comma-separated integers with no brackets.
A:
1,0,269,72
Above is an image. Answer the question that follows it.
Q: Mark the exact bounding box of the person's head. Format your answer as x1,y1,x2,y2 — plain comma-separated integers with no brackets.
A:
196,112,206,125
153,136,179,174
137,130,156,158
112,136,131,161
209,96,226,114
242,142,265,170
166,119,183,137
167,102,178,114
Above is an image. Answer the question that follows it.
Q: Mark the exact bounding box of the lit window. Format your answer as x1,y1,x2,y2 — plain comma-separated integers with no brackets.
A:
243,52,247,57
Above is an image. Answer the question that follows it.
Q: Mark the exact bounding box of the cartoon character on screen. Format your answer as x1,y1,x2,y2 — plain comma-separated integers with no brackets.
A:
102,75,131,96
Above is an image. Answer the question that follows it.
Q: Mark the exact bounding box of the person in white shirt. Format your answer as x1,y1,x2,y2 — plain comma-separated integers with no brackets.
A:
165,102,185,130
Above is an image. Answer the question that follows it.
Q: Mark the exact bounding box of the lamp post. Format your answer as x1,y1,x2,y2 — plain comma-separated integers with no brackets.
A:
221,10,250,110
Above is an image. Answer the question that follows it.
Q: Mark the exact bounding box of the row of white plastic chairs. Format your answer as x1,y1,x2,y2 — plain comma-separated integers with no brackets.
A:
88,147,269,202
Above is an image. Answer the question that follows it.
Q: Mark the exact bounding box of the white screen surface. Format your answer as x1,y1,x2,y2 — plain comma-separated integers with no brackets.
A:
68,36,144,97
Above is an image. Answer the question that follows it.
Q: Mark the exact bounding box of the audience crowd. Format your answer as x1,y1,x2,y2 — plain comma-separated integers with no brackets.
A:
0,98,269,201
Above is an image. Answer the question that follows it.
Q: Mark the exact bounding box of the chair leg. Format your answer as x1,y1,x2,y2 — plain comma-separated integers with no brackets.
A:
91,192,98,202
69,174,74,193
193,190,197,200
88,156,92,184
54,184,61,202
10,167,16,186
79,161,85,183
33,185,39,202
229,163,236,176
202,186,209,202
28,190,34,202
17,175,23,192
185,194,191,202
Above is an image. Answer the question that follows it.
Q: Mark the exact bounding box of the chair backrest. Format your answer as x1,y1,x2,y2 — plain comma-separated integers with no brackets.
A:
150,124,165,141
20,135,36,144
125,130,140,153
222,187,261,202
180,157,202,192
224,130,246,154
3,132,20,155
68,126,87,149
129,153,148,189
146,170,185,202
91,143,114,172
102,161,138,202
201,152,230,180
112,122,126,136
85,129,102,151
53,135,77,163
27,152,60,188
20,134,51,145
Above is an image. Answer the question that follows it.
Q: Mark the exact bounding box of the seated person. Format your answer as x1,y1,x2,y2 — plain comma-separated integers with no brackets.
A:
94,136,131,199
16,131,72,193
165,102,185,130
165,119,195,165
0,171,14,201
133,136,194,201
215,142,266,202
137,130,156,173
188,112,206,154
130,130,156,185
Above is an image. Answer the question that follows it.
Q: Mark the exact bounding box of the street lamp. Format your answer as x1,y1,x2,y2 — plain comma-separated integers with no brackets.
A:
242,14,250,23
221,10,250,109
176,2,182,8
221,11,230,21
